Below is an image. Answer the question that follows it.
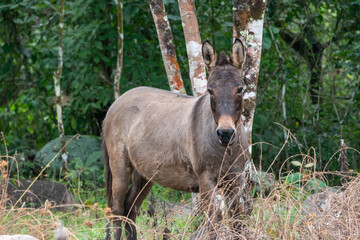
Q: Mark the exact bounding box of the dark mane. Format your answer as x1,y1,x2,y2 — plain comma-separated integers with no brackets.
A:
217,51,230,66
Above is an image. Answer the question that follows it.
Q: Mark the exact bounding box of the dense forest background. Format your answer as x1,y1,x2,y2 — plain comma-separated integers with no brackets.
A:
1,0,359,185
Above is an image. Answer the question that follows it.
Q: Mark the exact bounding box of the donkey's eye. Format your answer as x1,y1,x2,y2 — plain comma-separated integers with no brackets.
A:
236,87,243,95
208,89,214,96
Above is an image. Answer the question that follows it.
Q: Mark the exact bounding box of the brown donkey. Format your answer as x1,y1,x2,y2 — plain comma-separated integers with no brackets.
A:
102,39,251,239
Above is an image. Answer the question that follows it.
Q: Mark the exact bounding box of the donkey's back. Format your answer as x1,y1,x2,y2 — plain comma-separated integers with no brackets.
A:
104,86,197,141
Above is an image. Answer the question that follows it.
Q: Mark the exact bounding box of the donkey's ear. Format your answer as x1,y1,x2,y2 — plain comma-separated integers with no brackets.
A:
202,40,217,72
230,38,246,69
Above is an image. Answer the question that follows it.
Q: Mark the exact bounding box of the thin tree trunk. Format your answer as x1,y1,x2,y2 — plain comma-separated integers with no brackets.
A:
338,139,349,187
114,0,123,99
149,0,186,95
281,74,290,171
178,0,207,96
53,0,68,176
233,0,267,215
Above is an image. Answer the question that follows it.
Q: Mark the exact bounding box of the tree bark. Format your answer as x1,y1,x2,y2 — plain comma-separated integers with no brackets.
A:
178,0,207,96
114,0,123,99
53,0,68,176
149,0,187,95
233,0,267,147
233,0,267,215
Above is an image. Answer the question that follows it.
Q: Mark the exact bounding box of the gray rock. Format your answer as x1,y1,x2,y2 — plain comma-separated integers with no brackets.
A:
302,187,343,216
6,179,75,211
0,235,39,240
55,223,68,240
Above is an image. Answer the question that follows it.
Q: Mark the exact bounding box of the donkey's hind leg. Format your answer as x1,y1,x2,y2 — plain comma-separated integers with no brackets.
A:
124,170,153,240
109,147,133,240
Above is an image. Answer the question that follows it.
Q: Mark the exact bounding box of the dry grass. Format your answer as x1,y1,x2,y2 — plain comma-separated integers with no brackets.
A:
0,133,108,239
1,131,359,240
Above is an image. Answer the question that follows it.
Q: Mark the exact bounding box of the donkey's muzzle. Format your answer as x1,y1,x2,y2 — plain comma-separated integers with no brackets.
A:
216,128,236,146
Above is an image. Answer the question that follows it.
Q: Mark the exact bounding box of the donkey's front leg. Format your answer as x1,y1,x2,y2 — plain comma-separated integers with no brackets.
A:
224,164,254,232
198,171,217,214
197,171,218,239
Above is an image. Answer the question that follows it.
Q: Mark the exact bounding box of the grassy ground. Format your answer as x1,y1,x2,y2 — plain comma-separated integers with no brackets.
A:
2,178,359,240
0,192,198,239
1,132,359,239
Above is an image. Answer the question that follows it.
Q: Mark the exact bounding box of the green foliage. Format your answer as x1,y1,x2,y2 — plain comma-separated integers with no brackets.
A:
66,152,102,189
152,184,191,203
253,0,360,183
281,172,326,193
0,0,359,189
34,135,102,174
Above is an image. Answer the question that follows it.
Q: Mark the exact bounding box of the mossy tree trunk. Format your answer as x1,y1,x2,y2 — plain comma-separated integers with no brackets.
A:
233,0,267,215
149,0,187,95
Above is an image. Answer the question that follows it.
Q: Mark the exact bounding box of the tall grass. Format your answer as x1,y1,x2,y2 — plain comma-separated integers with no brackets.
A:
1,131,359,239
0,133,108,239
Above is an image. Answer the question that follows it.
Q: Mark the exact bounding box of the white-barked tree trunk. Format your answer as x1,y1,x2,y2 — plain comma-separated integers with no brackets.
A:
53,0,68,176
178,0,207,96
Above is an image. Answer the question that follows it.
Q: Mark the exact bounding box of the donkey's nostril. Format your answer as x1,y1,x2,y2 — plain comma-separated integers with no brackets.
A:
216,128,236,145
217,128,235,138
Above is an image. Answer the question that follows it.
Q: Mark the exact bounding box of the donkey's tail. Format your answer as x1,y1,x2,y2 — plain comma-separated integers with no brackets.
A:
102,139,113,208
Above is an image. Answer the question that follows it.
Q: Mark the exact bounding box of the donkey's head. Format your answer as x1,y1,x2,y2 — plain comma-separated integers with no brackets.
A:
202,39,246,146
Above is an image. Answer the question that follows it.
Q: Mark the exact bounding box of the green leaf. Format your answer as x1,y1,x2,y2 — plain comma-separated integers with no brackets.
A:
71,118,77,130
13,19,24,24
304,163,314,168
281,172,302,183
308,178,326,190
262,34,272,50
100,54,110,63
221,22,233,27
74,157,84,169
167,14,181,21
95,41,103,50
270,26,280,34
123,5,140,24
86,151,102,167
291,161,302,167
99,1,106,11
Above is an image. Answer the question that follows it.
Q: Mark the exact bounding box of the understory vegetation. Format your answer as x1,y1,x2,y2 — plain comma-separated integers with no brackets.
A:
1,0,360,239
1,0,359,178
1,133,359,239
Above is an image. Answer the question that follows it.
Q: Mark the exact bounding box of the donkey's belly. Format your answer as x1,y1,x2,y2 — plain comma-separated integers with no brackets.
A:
151,165,199,192
129,150,199,192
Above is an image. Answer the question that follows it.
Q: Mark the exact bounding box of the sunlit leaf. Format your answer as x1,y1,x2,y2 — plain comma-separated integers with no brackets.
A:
291,161,302,167
304,163,314,168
